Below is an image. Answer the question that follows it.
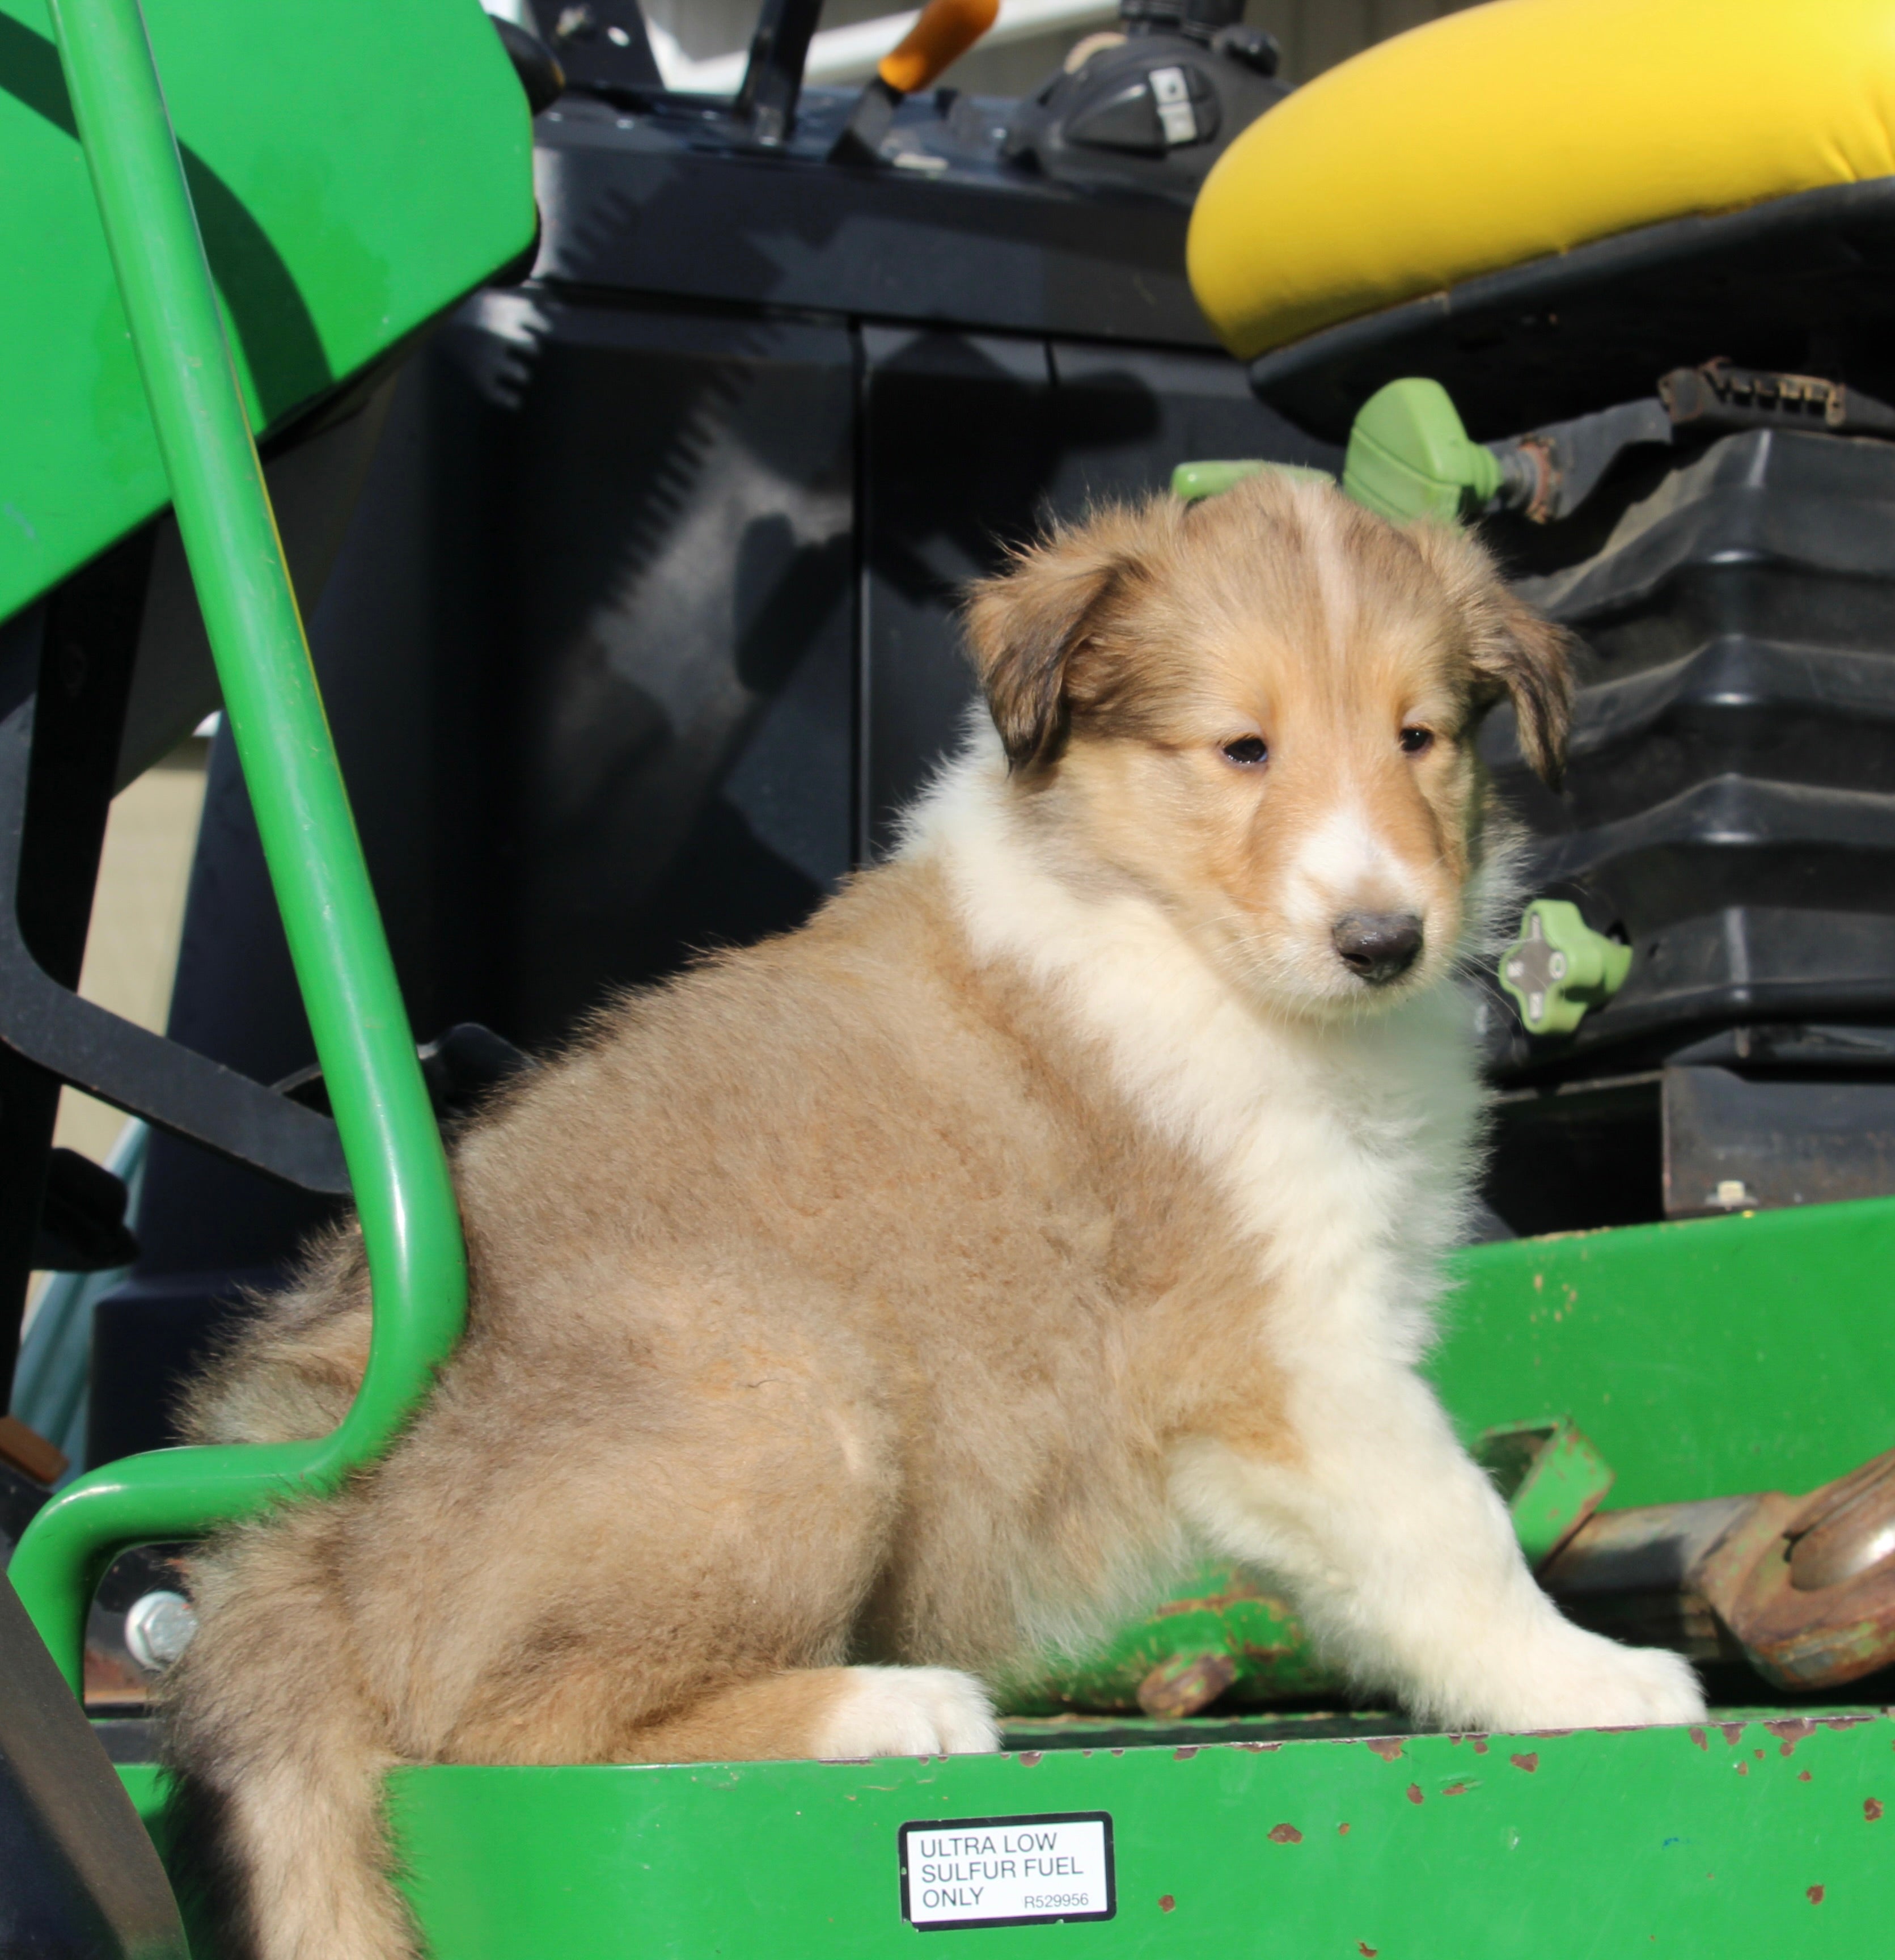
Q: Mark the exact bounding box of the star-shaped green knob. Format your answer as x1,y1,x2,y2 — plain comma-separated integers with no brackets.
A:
1499,899,1632,1036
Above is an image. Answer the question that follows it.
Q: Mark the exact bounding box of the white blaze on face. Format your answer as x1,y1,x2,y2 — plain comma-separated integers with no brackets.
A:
1304,493,1362,656
1287,802,1427,937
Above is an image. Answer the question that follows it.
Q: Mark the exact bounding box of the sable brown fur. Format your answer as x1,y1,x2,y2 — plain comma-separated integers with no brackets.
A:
180,867,1259,1723
163,476,1691,1960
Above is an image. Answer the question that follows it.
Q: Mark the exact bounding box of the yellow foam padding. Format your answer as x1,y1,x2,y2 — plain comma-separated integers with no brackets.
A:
1188,0,1895,361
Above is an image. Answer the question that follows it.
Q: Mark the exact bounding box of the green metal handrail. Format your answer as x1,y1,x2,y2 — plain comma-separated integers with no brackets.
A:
7,0,468,1693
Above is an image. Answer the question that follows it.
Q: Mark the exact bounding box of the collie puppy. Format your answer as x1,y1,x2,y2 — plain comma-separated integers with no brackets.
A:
166,475,1703,1960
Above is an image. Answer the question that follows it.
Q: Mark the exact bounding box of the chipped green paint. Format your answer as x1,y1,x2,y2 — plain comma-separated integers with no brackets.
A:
1001,1561,1340,1716
1432,1196,1895,1509
116,1712,1895,1956
1005,1420,1616,1714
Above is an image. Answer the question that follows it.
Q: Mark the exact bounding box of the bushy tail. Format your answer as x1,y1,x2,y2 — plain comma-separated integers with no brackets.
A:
163,1498,415,1960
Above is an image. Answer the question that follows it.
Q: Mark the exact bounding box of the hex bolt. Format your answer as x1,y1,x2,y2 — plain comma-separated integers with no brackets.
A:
124,1589,198,1671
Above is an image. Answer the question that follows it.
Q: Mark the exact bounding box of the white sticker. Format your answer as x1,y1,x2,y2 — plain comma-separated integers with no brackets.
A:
899,1813,1115,1931
1148,65,1198,145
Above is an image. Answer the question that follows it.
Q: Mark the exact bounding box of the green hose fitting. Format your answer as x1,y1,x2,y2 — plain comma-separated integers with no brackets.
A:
1341,377,1502,525
1499,899,1632,1037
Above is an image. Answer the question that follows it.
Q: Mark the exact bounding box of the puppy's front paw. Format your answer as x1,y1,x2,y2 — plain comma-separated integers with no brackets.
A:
815,1666,1001,1759
1500,1627,1706,1733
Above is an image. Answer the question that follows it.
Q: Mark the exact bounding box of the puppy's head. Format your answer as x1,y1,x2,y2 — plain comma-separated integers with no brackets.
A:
962,474,1572,1015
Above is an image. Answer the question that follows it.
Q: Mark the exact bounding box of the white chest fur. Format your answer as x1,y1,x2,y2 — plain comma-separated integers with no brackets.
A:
909,740,1490,1381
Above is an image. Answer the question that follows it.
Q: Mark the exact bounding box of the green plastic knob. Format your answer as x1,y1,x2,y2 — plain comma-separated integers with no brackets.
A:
1342,377,1501,525
1170,459,1337,502
1499,899,1632,1037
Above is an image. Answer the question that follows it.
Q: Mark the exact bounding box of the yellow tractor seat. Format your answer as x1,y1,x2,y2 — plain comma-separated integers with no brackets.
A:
1187,0,1895,440
1190,0,1895,362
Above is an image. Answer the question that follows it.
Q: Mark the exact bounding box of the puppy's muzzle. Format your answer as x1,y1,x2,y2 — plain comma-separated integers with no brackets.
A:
1332,911,1423,986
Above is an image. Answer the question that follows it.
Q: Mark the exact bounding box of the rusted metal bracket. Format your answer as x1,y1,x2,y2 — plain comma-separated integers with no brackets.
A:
1545,1444,1895,1691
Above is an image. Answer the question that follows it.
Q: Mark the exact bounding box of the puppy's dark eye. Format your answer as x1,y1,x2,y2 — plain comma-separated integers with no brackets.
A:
1222,735,1268,767
1399,726,1435,756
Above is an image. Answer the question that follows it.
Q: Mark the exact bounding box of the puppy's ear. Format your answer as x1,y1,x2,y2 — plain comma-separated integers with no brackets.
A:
1410,522,1577,788
963,509,1157,772
1470,587,1577,788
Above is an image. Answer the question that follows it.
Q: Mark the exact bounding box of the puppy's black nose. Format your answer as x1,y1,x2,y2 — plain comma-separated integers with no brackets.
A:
1333,911,1424,985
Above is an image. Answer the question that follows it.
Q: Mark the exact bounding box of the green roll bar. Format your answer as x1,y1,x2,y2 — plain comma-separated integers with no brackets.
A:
8,0,468,1693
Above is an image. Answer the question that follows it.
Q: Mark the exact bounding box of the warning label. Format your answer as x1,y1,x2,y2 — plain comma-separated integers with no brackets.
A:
898,1813,1115,1930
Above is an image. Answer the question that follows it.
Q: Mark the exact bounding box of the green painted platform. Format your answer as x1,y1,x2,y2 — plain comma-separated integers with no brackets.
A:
101,1188,1895,1955
1435,1190,1895,1505
117,1709,1895,1957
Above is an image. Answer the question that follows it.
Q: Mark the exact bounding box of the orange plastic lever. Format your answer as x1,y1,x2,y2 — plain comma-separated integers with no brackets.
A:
877,0,1000,96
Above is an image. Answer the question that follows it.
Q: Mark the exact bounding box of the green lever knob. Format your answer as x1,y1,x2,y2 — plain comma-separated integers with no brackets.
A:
1170,459,1336,502
1342,377,1502,525
1499,899,1632,1037
1173,381,1505,525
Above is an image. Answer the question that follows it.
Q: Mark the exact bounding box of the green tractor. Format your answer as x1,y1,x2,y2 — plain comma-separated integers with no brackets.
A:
7,0,1895,1951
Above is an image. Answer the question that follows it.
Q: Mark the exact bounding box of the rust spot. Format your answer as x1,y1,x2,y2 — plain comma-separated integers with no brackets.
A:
1689,1728,1708,1751
1867,1799,1884,1821
1720,1723,1746,1747
1767,1718,1817,1756
1338,1823,1351,1835
1754,1749,1765,1760
1406,1783,1424,1805
1510,1753,1539,1773
1799,1771,1812,1782
1139,1651,1238,1722
1152,1575,1284,1619
1173,1746,1198,1761
1368,1738,1406,1763
1442,1781,1474,1797
1159,1896,1175,1914
1018,1751,1043,1767
1808,1885,1825,1905
1736,1763,1749,1777
1268,1823,1304,1845
1472,1737,1490,1755
1359,1946,1378,1958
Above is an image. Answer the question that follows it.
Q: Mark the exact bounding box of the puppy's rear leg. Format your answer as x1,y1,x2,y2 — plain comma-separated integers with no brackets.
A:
622,1667,1000,1764
1170,1367,1706,1734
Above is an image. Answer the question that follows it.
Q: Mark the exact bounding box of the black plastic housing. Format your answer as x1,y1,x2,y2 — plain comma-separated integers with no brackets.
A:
1483,426,1895,1076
